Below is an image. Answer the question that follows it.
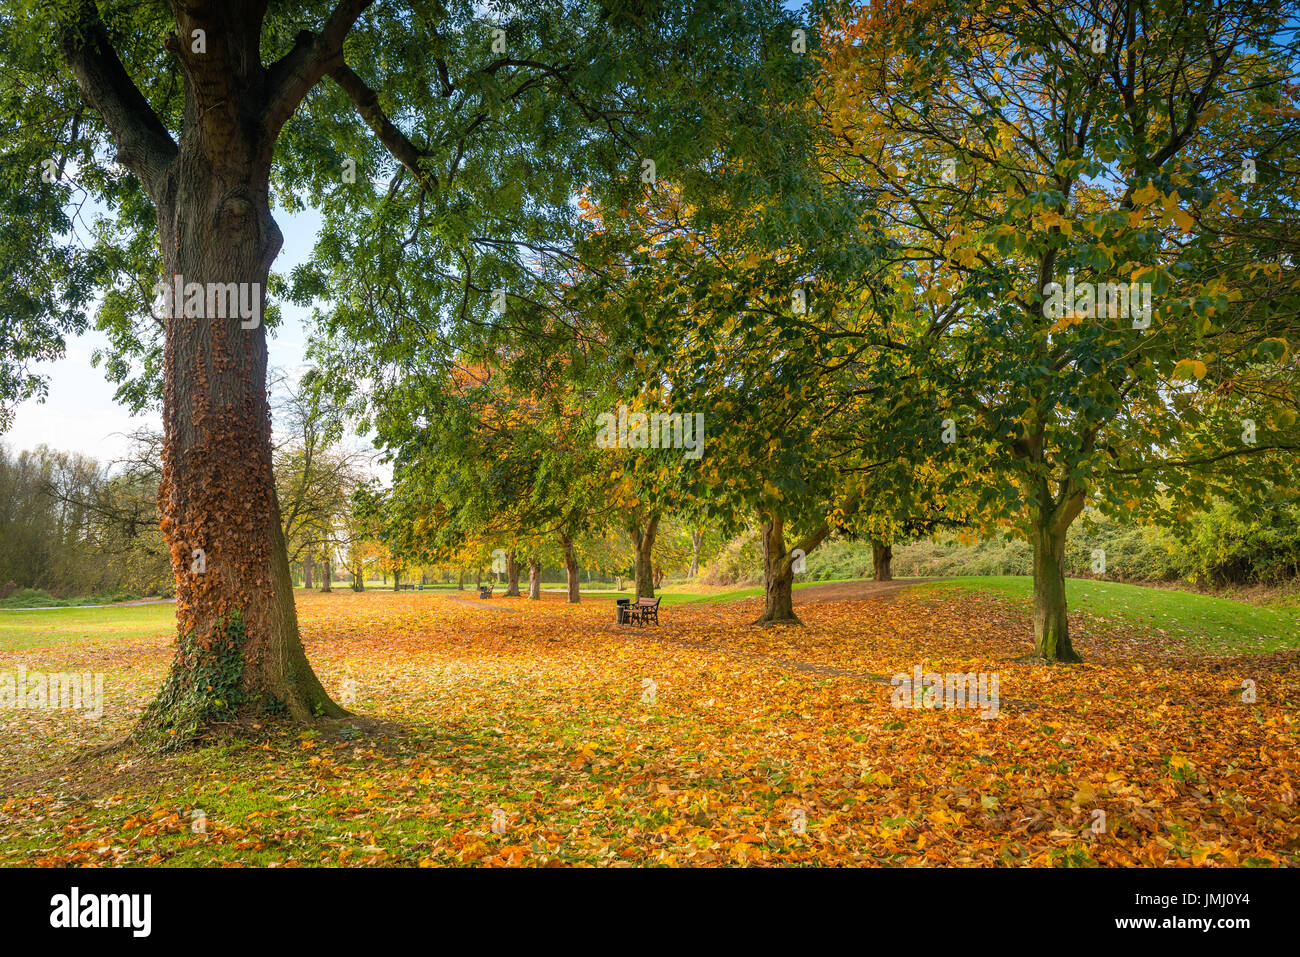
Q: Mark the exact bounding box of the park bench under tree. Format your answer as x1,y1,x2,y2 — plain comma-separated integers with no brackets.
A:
627,596,660,626
479,584,493,599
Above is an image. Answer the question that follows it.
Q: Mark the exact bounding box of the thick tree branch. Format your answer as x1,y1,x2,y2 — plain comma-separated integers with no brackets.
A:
60,1,177,201
329,63,439,191
264,0,376,136
786,486,865,563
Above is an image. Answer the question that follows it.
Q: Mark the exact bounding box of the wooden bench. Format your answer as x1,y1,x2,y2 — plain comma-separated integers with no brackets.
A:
478,584,493,599
628,596,660,626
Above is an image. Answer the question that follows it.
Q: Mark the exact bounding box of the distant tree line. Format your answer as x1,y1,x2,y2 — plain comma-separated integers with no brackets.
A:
0,437,167,598
0,374,378,600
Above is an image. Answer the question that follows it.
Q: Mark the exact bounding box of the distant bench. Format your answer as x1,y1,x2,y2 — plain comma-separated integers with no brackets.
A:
478,584,493,599
618,596,660,626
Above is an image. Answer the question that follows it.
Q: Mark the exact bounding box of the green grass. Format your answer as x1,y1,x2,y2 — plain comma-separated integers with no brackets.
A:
0,603,176,651
558,588,713,605
920,575,1299,653
7,575,1293,655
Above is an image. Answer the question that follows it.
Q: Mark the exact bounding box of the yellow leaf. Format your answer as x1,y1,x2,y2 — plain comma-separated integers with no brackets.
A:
1131,182,1160,206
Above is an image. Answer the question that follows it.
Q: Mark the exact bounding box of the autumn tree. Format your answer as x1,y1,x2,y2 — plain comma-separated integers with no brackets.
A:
578,168,884,623
379,350,623,604
2,0,811,739
816,0,1300,659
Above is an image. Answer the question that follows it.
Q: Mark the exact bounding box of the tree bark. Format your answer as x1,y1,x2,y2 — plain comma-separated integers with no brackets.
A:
457,567,465,591
57,0,385,744
321,553,332,593
871,540,893,581
393,567,400,591
302,550,313,589
754,514,800,625
528,558,541,599
1030,488,1085,662
504,550,521,596
149,153,342,729
628,515,659,598
689,527,703,577
560,534,580,603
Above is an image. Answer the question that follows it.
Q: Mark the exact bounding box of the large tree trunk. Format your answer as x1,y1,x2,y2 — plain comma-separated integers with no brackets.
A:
560,534,580,603
457,567,465,591
504,550,521,596
393,567,400,591
689,527,703,577
528,559,541,600
302,551,313,589
628,515,659,598
148,158,342,734
755,514,800,625
1030,489,1085,662
320,553,332,593
872,540,893,581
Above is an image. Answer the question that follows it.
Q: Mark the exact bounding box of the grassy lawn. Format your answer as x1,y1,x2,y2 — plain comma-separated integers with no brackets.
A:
2,587,1296,867
546,588,740,605
300,583,734,604
2,586,1297,866
14,575,1292,653
0,603,177,651
921,575,1299,653
0,588,157,609
0,582,761,652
